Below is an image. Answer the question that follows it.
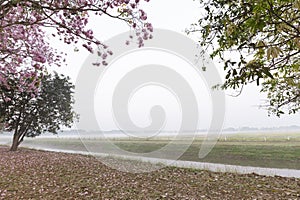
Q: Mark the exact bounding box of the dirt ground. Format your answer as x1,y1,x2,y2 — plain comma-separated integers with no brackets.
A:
0,146,299,199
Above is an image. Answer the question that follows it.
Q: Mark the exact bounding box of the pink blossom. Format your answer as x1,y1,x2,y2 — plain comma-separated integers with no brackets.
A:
0,0,153,95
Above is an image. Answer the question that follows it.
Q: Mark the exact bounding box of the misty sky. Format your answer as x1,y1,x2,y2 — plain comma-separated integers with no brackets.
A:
50,0,300,131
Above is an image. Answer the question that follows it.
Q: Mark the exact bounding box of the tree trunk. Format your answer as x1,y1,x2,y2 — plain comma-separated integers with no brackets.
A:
10,133,20,151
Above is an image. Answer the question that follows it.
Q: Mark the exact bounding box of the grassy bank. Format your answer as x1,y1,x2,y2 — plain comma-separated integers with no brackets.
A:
19,132,300,170
0,146,299,199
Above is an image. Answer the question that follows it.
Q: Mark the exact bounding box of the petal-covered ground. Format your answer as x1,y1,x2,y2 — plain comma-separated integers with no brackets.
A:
0,146,299,199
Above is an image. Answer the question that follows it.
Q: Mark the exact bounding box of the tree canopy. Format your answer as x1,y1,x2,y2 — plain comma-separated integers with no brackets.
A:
0,72,76,151
0,0,152,93
189,0,300,116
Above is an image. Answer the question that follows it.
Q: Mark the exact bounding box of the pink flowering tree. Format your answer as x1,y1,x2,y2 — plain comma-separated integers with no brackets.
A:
0,0,153,131
0,0,152,87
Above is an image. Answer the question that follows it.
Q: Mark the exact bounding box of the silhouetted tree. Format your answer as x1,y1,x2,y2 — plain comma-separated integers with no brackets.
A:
0,72,76,151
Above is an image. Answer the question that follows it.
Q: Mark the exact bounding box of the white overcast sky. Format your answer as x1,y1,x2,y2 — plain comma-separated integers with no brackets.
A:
50,0,300,130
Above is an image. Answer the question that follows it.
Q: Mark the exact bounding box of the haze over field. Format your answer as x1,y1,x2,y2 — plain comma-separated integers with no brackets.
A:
47,0,300,132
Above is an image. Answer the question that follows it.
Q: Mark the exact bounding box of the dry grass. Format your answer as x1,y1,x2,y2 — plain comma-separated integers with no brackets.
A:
0,146,299,199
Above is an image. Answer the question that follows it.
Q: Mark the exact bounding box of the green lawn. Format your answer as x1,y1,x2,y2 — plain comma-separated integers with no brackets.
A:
20,132,300,170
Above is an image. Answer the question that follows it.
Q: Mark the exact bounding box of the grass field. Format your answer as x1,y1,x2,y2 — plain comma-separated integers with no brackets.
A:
18,131,300,170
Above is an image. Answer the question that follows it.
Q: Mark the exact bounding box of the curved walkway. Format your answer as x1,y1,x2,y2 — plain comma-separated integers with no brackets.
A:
26,146,300,178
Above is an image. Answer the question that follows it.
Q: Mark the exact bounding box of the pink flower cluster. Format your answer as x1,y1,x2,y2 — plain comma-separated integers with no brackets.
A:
0,0,152,94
